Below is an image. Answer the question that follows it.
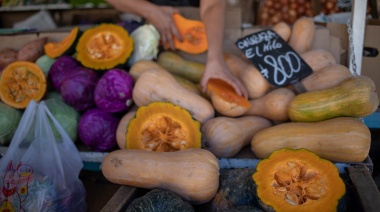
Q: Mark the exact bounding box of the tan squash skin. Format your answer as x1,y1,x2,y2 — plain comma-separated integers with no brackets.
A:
244,87,295,122
272,21,291,42
202,116,272,158
129,60,162,81
132,68,214,123
101,148,220,204
116,110,136,149
251,117,371,163
224,53,273,99
288,17,315,54
301,49,336,72
289,75,379,122
130,60,201,95
300,64,352,93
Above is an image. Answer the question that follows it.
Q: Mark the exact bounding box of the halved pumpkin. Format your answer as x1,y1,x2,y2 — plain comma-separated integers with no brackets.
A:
173,13,208,54
253,148,346,212
44,26,82,59
126,101,201,151
0,61,47,109
76,23,134,70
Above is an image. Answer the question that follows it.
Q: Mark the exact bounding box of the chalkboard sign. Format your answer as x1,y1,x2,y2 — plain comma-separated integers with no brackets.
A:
235,29,312,88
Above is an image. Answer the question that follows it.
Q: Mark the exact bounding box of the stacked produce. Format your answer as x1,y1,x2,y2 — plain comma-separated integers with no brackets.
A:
0,14,378,211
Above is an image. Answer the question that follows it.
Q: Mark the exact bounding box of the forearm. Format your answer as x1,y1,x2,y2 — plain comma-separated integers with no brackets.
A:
200,0,225,61
106,0,157,21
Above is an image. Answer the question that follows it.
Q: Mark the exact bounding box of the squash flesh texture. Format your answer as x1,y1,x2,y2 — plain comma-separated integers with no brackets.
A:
253,149,345,212
0,61,46,109
207,79,251,117
44,27,79,58
126,102,201,151
76,24,133,70
173,14,208,54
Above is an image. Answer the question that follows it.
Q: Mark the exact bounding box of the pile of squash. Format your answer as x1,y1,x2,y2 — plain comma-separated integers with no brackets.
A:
1,15,378,211
103,17,379,211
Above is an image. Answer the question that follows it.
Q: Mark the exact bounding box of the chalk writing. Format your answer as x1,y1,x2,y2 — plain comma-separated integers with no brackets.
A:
235,29,312,87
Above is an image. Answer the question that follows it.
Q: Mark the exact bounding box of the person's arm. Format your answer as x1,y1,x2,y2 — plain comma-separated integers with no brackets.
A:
106,0,182,50
199,0,248,98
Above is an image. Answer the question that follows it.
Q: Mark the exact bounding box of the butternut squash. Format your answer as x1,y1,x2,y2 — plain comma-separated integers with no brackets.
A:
272,21,291,42
288,17,315,54
251,117,371,163
132,68,214,123
102,148,220,204
116,110,137,149
202,116,272,158
300,64,352,93
129,60,201,95
244,87,295,122
289,75,379,122
301,49,336,72
224,53,273,99
157,51,205,83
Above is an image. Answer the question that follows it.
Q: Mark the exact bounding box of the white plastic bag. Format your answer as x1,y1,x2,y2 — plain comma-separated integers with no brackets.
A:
0,100,86,212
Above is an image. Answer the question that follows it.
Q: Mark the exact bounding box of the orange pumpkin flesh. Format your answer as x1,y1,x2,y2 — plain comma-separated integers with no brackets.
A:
206,78,251,117
173,13,208,54
76,23,134,70
44,26,81,59
253,149,346,212
0,61,47,109
126,102,202,152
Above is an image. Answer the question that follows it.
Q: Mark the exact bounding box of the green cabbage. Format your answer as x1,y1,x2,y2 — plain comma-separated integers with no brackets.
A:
0,101,23,145
128,24,160,66
45,97,80,142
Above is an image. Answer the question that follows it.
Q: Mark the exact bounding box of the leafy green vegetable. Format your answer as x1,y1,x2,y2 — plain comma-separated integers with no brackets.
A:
45,97,80,142
0,101,22,145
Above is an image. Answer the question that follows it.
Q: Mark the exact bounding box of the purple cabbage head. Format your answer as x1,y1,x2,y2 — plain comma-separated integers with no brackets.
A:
78,108,120,152
49,56,80,91
94,69,134,113
60,66,100,112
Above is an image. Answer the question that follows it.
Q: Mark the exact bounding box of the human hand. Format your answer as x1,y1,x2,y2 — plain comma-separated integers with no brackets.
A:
200,58,248,99
145,6,182,50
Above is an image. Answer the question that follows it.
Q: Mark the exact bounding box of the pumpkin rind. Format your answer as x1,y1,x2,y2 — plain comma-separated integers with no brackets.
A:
173,14,208,54
126,102,202,151
253,148,346,212
44,26,82,59
211,168,262,211
76,23,134,70
0,61,47,109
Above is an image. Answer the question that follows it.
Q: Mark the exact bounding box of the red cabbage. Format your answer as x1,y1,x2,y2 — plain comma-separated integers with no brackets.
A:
60,67,100,112
78,108,120,152
49,56,80,91
94,69,134,113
